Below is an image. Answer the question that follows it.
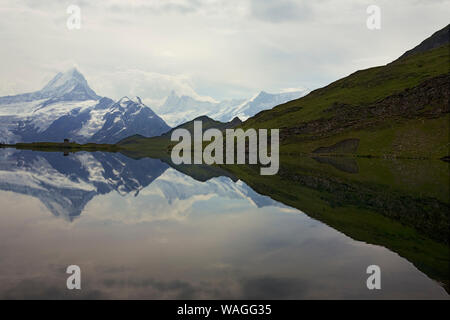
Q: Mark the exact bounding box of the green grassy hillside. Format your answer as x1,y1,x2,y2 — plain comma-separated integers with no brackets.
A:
242,39,449,158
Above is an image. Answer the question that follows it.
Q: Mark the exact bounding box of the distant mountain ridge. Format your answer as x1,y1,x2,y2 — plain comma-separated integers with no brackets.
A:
154,89,308,127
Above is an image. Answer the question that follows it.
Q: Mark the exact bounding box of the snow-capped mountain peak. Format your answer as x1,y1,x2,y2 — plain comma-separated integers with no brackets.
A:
229,89,308,120
39,67,100,101
0,67,100,106
88,95,170,143
41,68,83,91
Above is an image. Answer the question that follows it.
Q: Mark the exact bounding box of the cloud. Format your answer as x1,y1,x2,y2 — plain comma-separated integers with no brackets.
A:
250,0,312,23
0,0,449,101
89,69,216,106
279,86,309,93
105,0,202,15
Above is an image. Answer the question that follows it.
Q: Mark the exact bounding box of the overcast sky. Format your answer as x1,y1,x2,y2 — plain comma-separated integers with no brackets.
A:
0,0,449,105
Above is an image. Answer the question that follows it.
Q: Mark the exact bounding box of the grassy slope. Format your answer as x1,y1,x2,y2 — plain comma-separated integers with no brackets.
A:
242,45,450,158
283,116,449,158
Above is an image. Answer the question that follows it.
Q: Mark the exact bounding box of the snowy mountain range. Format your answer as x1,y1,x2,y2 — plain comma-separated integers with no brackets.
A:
0,68,170,144
153,89,309,127
0,67,308,142
0,149,286,221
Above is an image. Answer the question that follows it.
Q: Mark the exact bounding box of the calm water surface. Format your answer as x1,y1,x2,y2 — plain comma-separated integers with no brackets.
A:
0,148,448,299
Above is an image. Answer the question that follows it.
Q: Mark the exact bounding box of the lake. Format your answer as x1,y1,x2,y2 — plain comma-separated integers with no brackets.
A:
0,148,448,299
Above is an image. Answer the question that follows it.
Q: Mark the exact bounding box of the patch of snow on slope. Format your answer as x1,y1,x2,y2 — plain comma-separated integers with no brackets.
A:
76,108,108,138
0,99,47,116
30,100,98,132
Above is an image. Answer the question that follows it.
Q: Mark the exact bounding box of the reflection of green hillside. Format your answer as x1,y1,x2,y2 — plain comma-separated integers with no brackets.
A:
120,149,237,183
0,142,120,153
220,155,449,292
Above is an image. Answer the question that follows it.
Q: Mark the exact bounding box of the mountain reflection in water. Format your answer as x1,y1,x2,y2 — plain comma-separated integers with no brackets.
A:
0,148,448,299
